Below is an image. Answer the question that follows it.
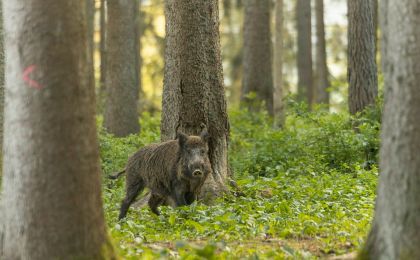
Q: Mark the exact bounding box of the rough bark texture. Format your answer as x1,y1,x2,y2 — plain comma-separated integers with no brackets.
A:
273,0,285,127
347,0,378,114
0,0,114,259
315,0,329,105
104,0,140,137
362,0,420,259
296,0,313,106
100,0,107,100
162,0,230,199
371,0,378,59
241,0,273,114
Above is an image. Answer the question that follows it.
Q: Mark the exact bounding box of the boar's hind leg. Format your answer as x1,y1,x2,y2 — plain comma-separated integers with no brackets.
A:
148,194,164,215
118,179,144,220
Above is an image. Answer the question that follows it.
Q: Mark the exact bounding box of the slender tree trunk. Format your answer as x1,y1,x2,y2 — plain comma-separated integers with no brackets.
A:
0,0,115,258
87,0,95,102
315,0,329,105
104,0,140,136
362,0,420,259
241,0,273,115
347,0,378,114
273,0,285,127
296,0,313,106
100,0,107,103
162,0,230,199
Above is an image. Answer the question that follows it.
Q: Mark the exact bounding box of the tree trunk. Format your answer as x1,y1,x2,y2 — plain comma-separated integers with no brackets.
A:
241,0,273,114
99,0,107,109
104,0,140,137
296,0,313,106
162,0,230,199
315,0,329,105
362,0,420,259
273,0,285,127
0,0,115,258
347,0,378,114
0,0,4,174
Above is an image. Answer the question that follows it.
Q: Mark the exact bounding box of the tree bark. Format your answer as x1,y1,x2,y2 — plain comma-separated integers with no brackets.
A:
315,0,329,105
273,0,285,127
362,0,420,259
162,0,230,199
347,0,378,114
104,0,140,137
0,0,115,259
371,0,378,60
296,0,313,106
241,0,273,114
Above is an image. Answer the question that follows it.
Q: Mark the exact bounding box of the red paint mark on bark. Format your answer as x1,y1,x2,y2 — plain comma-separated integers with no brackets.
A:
23,65,43,90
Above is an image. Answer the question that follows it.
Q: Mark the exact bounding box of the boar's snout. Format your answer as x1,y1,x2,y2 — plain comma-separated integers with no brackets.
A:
192,169,203,177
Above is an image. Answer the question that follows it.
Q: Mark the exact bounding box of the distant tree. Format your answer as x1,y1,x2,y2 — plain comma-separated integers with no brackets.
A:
315,0,329,105
347,0,377,114
296,0,313,106
162,0,230,198
0,1,115,258
241,0,273,114
104,0,140,136
362,0,420,258
273,0,285,127
100,0,107,100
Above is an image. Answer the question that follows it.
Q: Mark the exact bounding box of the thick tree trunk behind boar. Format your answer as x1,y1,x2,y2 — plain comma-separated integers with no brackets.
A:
0,0,115,258
161,0,230,201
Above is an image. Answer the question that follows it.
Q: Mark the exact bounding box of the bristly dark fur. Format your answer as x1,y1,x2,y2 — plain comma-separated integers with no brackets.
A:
116,131,212,219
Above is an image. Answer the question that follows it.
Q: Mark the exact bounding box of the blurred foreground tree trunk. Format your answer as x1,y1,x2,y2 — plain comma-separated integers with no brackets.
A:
347,0,377,114
241,0,273,114
0,0,115,258
104,0,140,136
315,0,329,105
296,0,313,106
362,0,420,259
162,0,230,199
273,0,284,127
0,0,4,175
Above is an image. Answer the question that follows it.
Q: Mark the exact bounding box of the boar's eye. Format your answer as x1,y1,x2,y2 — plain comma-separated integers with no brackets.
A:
200,149,206,155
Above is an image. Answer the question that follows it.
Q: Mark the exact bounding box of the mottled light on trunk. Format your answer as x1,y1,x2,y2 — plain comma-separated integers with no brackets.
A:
162,0,230,198
362,0,420,259
241,0,273,114
104,0,140,136
0,0,114,258
347,0,378,114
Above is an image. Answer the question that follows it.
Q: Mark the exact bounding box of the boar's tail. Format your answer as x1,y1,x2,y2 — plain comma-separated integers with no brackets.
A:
109,169,126,180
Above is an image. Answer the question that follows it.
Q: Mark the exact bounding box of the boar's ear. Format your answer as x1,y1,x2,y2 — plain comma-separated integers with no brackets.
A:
177,132,188,148
200,130,210,143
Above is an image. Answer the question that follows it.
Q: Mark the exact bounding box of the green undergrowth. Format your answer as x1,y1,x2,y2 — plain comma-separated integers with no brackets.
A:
99,102,380,259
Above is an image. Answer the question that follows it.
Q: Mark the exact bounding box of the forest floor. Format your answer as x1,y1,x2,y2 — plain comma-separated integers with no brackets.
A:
100,104,380,259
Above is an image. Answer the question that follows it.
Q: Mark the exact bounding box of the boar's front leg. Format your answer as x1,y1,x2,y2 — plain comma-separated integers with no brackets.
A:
185,192,197,205
148,193,164,215
173,188,188,207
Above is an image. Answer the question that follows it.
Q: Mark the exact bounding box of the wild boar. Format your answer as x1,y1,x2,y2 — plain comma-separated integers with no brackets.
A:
110,130,212,219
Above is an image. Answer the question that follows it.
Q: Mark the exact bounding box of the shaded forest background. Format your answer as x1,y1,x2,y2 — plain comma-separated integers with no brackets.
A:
95,0,351,114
